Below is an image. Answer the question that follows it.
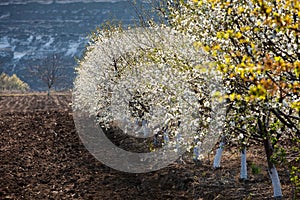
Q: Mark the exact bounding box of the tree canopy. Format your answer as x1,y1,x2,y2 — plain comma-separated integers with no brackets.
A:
73,0,300,194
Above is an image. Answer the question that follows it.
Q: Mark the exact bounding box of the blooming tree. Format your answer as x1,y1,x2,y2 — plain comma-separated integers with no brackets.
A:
166,0,300,198
73,20,228,172
73,0,300,196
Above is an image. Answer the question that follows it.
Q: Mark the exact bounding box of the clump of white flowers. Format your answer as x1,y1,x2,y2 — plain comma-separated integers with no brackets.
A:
73,24,225,158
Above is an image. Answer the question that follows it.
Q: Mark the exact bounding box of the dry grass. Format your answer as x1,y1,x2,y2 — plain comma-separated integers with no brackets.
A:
0,90,72,97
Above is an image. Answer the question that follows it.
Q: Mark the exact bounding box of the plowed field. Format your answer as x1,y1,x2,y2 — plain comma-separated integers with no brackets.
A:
0,93,298,199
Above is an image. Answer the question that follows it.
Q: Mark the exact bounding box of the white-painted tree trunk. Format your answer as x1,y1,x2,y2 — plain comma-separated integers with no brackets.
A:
269,166,283,198
213,141,224,168
137,120,149,137
193,145,199,161
163,130,169,145
142,125,150,137
240,148,247,180
176,133,182,153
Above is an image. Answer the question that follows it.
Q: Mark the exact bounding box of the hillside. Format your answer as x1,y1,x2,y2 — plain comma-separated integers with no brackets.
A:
0,0,150,90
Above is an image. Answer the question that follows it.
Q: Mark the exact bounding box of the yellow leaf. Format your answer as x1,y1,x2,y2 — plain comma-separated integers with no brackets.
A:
204,45,210,52
193,41,202,50
225,57,231,63
266,7,272,14
238,6,245,14
217,32,223,39
290,102,300,111
295,65,300,78
213,45,221,50
229,93,235,101
275,56,282,62
284,15,292,24
227,29,234,35
236,32,242,39
224,33,229,39
212,50,218,56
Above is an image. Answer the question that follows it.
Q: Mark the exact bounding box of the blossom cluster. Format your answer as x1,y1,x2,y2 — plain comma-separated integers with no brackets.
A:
73,25,225,158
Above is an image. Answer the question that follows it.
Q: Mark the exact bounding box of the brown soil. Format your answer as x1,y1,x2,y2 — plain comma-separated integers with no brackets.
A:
0,93,298,199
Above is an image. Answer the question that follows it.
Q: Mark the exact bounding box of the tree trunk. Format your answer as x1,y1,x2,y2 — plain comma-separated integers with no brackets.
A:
47,87,51,96
213,140,225,168
141,120,150,137
269,166,283,199
193,143,199,161
163,130,169,145
263,137,283,199
240,147,247,180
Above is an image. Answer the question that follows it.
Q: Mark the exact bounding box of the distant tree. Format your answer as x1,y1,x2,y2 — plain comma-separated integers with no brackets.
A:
0,73,29,92
30,53,65,95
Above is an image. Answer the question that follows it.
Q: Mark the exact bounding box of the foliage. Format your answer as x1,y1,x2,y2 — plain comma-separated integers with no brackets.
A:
73,20,227,158
73,1,300,195
289,138,300,194
250,162,262,175
75,0,299,162
291,165,300,194
166,0,299,147
166,0,300,195
0,73,29,92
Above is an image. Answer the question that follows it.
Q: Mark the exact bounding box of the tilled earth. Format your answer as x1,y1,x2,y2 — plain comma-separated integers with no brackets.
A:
0,94,298,199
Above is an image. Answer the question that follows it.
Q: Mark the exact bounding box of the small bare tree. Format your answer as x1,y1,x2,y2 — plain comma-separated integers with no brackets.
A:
30,53,64,95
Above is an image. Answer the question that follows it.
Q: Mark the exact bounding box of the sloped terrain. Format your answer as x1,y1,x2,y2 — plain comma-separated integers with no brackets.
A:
0,1,150,90
0,93,298,199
